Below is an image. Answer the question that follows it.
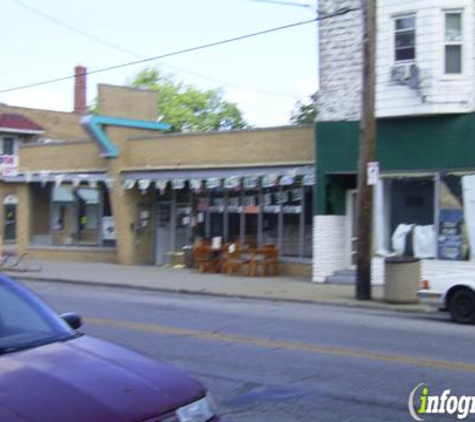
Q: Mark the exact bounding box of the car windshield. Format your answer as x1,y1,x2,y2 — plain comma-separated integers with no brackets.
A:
0,276,75,353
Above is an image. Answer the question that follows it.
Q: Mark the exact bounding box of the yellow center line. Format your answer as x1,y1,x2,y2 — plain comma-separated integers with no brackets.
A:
85,317,475,373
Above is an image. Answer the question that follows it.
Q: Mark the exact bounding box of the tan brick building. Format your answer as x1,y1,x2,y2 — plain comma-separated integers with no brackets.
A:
0,84,314,277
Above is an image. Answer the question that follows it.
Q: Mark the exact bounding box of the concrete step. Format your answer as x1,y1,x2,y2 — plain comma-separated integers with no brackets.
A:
333,269,356,277
325,269,356,285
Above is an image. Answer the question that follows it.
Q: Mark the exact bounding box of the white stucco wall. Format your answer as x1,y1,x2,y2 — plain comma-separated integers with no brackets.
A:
317,0,363,122
312,215,347,282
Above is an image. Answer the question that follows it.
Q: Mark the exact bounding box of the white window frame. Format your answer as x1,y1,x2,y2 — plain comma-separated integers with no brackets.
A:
393,14,416,63
443,10,463,75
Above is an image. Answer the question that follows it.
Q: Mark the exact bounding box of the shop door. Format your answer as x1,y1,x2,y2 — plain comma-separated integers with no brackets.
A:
135,205,153,264
4,203,16,243
155,203,172,265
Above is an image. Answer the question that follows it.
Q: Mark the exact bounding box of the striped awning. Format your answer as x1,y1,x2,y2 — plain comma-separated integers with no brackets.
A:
3,171,108,184
121,165,314,182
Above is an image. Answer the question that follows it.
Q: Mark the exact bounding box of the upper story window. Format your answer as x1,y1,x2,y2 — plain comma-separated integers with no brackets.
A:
394,15,416,62
2,137,15,155
445,11,463,74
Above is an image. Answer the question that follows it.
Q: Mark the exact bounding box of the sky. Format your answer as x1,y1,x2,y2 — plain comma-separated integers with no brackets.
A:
1,0,318,128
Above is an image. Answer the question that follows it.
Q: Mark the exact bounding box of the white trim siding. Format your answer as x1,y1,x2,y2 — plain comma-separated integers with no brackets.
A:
317,0,475,120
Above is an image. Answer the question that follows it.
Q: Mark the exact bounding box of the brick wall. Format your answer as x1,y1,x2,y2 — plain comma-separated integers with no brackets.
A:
4,84,315,269
19,141,106,172
127,125,314,170
26,247,117,263
98,84,157,121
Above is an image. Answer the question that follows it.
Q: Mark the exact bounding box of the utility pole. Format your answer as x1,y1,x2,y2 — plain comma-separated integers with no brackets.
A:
356,0,376,300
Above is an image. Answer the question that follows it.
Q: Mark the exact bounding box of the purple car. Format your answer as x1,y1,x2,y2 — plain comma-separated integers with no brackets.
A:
0,274,221,421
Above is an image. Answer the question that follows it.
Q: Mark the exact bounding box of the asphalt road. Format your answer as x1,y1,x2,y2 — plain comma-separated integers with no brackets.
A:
21,279,475,422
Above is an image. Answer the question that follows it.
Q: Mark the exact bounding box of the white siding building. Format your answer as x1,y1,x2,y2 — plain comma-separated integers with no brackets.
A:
314,0,475,283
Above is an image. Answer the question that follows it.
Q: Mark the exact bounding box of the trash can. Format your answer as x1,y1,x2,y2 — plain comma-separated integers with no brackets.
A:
384,256,420,303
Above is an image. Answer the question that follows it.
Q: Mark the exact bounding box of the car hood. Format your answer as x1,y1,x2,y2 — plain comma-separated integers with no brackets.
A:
423,274,475,293
0,335,205,422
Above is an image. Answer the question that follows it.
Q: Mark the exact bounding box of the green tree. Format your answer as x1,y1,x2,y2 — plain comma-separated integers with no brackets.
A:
290,92,318,125
131,68,249,133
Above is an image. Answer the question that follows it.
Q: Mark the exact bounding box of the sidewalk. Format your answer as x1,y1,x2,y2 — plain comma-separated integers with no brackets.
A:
1,260,430,314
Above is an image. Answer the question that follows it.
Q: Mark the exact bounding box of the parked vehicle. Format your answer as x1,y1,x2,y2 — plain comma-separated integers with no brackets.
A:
418,274,475,324
0,274,221,421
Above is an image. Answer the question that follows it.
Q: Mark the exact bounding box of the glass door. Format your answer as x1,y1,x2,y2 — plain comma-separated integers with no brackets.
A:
4,203,16,243
155,203,172,265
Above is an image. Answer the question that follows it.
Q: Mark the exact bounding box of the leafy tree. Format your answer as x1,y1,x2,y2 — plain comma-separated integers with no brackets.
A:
290,92,318,125
130,68,249,133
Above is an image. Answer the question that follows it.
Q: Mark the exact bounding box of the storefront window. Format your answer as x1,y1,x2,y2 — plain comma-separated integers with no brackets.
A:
282,187,302,257
175,205,191,251
102,185,116,247
262,188,279,246
157,173,314,261
226,190,241,243
377,175,475,261
439,175,466,260
77,188,99,245
194,195,208,239
209,189,224,239
244,189,259,247
52,186,76,246
28,183,112,248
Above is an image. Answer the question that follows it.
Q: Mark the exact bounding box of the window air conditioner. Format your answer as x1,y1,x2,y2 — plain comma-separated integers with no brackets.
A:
390,63,415,84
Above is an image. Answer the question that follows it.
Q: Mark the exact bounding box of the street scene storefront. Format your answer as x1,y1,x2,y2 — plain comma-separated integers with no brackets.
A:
15,174,114,248
313,116,475,282
122,166,314,266
0,84,314,277
373,173,475,261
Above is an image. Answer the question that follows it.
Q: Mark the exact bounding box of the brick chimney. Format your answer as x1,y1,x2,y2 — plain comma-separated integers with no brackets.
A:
74,65,87,114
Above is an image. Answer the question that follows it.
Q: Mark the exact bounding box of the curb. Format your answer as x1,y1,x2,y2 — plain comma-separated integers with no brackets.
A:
9,273,431,315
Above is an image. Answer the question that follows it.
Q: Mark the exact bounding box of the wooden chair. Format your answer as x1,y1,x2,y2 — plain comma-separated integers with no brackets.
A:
254,244,279,276
223,243,250,276
193,243,214,273
245,236,258,251
219,243,231,273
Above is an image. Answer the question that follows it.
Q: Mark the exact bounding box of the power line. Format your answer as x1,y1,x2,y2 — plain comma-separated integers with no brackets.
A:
0,7,356,95
10,0,306,98
0,18,314,94
11,0,140,58
250,0,314,9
